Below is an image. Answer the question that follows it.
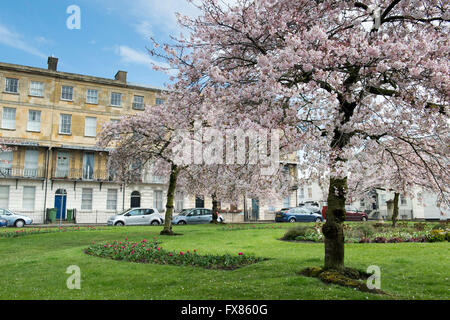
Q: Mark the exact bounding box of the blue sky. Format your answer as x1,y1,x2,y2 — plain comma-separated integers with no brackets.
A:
0,0,202,88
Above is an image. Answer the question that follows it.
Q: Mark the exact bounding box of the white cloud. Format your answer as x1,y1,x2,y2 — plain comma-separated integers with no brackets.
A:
117,45,170,70
0,23,46,58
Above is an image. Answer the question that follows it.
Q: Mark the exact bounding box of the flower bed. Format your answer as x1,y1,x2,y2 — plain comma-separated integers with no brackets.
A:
84,238,267,270
281,222,449,244
1,226,100,238
219,224,285,231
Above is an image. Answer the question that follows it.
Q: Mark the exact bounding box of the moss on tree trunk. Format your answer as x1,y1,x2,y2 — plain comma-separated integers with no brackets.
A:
323,176,347,271
160,163,179,236
392,192,399,228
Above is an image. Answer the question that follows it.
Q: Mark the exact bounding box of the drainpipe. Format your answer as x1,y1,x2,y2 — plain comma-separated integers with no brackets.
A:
43,147,51,224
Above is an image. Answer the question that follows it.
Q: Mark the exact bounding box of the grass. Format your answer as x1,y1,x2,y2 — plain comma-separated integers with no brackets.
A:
0,223,448,300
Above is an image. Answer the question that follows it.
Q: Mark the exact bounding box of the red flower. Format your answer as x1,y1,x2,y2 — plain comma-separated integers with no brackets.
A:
180,251,183,256
238,252,243,256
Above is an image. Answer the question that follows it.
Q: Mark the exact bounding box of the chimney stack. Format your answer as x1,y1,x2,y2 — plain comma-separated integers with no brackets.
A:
115,71,127,83
47,56,58,71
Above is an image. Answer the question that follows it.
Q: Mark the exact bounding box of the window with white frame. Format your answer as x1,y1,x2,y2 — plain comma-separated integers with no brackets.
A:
111,92,122,106
153,190,163,211
59,114,72,134
86,89,98,104
81,188,93,210
400,195,407,205
5,78,18,93
155,98,164,105
29,81,44,97
106,189,118,211
2,107,16,129
84,117,97,137
109,119,120,138
27,110,41,132
283,197,290,208
61,86,74,101
308,187,313,199
133,95,145,110
175,191,184,212
0,186,10,209
22,186,36,210
0,151,13,176
24,150,39,177
298,187,304,200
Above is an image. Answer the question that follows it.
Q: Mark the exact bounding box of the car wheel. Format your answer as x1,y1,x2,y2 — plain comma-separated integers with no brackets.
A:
362,217,367,222
151,220,160,226
115,221,124,226
178,221,187,225
289,218,296,223
14,220,25,228
315,218,322,223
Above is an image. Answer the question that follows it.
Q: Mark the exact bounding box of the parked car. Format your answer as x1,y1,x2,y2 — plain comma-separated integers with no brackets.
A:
275,206,323,223
172,208,225,225
0,209,33,227
0,218,7,227
107,208,163,226
321,205,368,221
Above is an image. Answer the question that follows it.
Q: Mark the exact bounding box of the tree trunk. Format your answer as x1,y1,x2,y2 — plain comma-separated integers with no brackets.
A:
160,163,179,236
211,193,219,224
392,192,400,228
322,176,347,271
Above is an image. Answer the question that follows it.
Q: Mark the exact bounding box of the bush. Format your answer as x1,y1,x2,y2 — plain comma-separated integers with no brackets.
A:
427,229,446,242
355,224,375,238
388,237,404,243
413,223,426,231
281,226,311,240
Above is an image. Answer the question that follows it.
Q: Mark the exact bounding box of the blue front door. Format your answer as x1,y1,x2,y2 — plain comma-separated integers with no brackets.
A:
55,189,67,219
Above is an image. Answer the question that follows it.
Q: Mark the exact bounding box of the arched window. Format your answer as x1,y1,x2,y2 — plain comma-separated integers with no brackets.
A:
130,191,141,208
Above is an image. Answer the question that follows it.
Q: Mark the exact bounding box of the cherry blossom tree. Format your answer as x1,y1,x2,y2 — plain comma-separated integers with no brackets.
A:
150,0,449,270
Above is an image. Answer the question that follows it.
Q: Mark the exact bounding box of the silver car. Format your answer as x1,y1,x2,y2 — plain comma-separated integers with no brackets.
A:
0,208,33,228
172,208,225,225
107,208,163,226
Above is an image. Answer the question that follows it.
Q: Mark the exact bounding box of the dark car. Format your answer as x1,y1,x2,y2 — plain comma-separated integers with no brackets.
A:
321,205,368,221
275,206,323,223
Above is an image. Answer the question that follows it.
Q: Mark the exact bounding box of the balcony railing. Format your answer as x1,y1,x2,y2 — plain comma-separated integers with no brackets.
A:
0,166,46,179
52,168,113,181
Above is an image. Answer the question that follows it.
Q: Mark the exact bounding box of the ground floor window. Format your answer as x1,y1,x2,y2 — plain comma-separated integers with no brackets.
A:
175,191,184,212
154,190,163,211
0,185,9,208
107,189,117,210
81,188,93,210
23,186,35,210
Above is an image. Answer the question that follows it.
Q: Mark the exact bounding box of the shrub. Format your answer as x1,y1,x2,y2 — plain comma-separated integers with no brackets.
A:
355,224,375,238
281,226,311,240
413,222,426,231
427,229,446,242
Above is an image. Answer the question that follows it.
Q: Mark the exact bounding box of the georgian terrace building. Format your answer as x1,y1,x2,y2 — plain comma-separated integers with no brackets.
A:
0,57,173,224
0,57,300,224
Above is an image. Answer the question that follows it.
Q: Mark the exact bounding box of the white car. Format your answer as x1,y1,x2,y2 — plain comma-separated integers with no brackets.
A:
107,208,164,226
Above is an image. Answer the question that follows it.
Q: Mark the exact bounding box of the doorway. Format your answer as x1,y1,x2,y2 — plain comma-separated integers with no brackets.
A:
131,191,141,208
55,189,67,219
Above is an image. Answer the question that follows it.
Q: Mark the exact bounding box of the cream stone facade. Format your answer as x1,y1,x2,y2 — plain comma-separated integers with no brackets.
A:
0,57,300,224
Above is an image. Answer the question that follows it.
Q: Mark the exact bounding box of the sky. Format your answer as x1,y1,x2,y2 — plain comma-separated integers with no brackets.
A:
0,0,204,88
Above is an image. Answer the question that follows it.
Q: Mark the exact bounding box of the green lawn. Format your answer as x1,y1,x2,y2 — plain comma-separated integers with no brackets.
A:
0,223,448,300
